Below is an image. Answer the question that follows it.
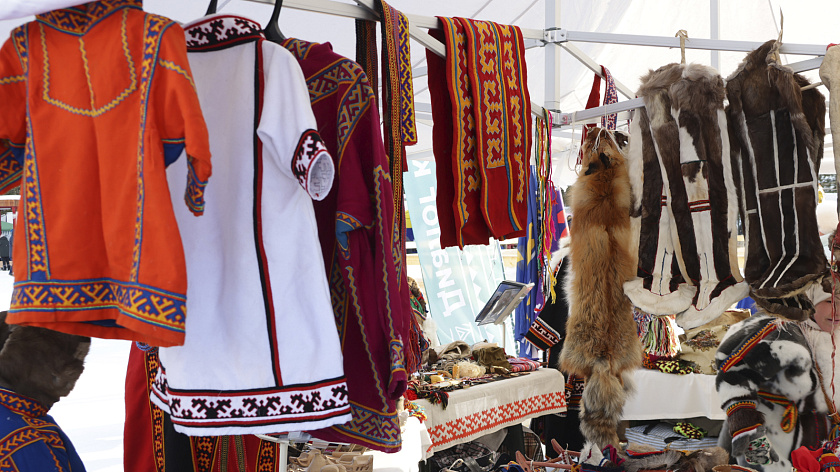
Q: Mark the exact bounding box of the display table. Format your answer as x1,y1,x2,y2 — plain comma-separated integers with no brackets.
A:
623,369,724,421
413,368,567,458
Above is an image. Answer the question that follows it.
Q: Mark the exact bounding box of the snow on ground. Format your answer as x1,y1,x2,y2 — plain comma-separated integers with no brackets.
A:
0,270,129,471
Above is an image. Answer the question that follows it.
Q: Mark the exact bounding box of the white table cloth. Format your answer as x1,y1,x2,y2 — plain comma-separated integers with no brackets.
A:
623,369,724,420
413,368,567,458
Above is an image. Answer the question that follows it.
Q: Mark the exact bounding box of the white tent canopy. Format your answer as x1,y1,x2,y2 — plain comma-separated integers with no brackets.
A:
1,0,838,180
1,0,836,179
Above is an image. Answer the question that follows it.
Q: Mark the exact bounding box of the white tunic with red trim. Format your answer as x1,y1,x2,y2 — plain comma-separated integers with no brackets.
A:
150,14,349,436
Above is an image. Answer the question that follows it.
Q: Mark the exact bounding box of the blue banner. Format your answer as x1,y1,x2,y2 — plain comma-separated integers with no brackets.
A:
403,159,514,352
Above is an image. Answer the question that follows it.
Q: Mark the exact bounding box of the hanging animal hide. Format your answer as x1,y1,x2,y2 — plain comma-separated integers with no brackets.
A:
560,128,642,450
819,44,840,215
726,39,828,320
626,62,748,329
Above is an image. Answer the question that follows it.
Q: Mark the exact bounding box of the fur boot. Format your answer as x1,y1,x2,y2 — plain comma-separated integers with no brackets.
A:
726,39,827,320
626,62,748,329
560,128,642,449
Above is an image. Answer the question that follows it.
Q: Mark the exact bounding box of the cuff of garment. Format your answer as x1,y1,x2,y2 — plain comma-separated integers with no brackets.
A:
732,424,766,456
185,156,210,215
388,338,408,399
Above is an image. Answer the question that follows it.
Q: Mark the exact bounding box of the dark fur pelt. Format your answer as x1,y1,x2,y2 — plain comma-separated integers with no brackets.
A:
726,39,827,320
560,128,642,450
0,311,90,409
626,62,747,329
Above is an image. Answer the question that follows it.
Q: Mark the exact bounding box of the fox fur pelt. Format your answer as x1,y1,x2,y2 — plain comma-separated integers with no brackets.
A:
560,128,642,450
624,62,748,329
727,39,827,320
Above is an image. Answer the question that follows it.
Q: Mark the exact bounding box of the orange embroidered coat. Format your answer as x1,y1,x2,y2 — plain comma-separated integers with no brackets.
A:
0,0,211,347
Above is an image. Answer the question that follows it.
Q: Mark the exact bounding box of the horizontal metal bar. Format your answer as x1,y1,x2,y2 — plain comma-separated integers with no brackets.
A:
560,30,827,56
251,0,543,39
249,0,377,21
555,97,644,126
788,57,824,73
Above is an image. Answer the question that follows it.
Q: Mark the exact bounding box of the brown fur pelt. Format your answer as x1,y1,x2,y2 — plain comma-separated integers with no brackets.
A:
560,128,643,449
0,311,90,409
726,39,827,320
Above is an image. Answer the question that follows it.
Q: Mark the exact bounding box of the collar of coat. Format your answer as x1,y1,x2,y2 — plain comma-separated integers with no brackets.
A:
37,0,142,35
0,386,48,418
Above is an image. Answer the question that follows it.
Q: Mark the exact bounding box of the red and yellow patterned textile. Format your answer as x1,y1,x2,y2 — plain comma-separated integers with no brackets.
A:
0,0,211,347
124,345,280,472
461,18,531,240
428,18,531,247
280,38,407,453
433,21,491,248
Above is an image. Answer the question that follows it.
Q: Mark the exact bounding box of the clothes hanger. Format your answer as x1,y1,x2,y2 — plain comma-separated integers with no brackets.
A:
263,0,286,42
206,0,218,15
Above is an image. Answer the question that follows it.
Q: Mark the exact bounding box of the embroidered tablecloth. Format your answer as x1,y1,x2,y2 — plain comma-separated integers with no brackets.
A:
414,368,566,457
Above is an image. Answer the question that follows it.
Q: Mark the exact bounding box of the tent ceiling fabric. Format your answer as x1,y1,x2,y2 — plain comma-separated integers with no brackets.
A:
0,0,836,178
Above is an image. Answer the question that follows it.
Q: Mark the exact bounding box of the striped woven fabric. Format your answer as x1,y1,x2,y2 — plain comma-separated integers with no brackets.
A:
428,17,532,247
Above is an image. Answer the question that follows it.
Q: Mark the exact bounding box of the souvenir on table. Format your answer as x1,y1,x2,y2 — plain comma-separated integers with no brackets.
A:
0,0,211,347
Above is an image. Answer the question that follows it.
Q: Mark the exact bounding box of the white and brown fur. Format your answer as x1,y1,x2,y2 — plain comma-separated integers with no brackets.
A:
0,311,90,410
560,128,642,449
626,62,747,329
726,39,827,320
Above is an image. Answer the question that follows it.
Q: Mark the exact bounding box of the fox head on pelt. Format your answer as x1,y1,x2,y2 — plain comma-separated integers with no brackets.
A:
581,128,630,176
0,312,90,409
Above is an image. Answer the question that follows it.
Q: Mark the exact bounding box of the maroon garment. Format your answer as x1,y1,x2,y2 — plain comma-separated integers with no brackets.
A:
280,38,407,453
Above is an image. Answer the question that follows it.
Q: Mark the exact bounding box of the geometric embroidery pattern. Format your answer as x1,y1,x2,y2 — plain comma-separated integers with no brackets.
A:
0,387,74,472
0,388,47,419
390,339,406,378
281,38,313,61
36,0,142,36
152,367,351,429
439,17,486,248
333,403,402,449
256,439,279,472
185,157,208,215
425,392,567,453
190,436,215,472
461,18,530,238
131,13,170,283
11,278,187,333
524,317,561,351
0,148,23,196
292,129,330,198
185,15,262,52
392,10,416,146
11,26,52,279
143,348,166,472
